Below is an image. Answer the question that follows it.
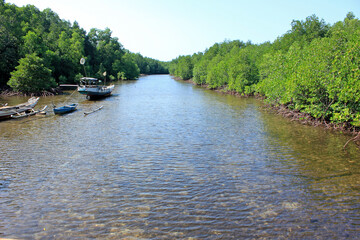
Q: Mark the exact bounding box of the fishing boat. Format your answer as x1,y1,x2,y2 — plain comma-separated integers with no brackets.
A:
53,103,78,114
78,77,114,99
0,97,40,120
11,105,47,119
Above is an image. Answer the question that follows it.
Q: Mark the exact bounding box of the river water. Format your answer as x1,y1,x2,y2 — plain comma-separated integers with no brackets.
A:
0,75,359,239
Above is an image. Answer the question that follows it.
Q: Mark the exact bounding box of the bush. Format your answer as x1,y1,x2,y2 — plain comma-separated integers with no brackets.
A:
8,53,57,93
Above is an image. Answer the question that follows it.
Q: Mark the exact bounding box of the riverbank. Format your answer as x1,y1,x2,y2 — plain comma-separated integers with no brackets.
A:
0,87,62,97
174,76,360,149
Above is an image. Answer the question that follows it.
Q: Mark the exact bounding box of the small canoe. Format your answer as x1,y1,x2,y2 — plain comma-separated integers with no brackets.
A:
11,105,48,119
11,109,37,119
0,97,40,120
53,103,78,114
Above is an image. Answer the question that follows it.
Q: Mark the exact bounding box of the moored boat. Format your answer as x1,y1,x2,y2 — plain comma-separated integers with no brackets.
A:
0,97,40,120
78,77,114,100
53,103,78,114
11,105,48,119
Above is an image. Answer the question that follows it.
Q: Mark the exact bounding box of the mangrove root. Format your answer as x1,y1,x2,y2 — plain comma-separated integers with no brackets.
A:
343,132,360,150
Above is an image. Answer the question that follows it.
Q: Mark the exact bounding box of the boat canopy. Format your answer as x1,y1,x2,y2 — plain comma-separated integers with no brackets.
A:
80,77,103,85
80,77,98,81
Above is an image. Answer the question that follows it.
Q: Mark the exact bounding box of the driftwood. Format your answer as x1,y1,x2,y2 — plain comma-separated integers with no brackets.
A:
84,105,103,115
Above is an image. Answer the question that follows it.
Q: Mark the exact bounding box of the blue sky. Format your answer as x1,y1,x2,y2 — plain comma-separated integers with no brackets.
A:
6,0,360,61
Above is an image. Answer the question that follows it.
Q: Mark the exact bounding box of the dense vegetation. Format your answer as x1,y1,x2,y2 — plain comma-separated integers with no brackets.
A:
0,0,168,93
170,13,360,129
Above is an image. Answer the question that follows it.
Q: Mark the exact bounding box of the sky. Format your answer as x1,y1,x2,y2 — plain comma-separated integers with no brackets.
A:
6,0,360,61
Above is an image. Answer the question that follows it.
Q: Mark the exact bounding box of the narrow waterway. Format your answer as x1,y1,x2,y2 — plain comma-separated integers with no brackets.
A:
0,75,359,239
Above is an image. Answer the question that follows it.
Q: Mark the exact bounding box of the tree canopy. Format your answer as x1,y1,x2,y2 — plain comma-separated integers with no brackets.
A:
0,1,168,92
8,53,57,93
170,13,360,129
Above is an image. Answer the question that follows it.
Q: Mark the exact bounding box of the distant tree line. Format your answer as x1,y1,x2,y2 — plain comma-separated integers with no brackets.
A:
0,0,168,93
170,13,360,129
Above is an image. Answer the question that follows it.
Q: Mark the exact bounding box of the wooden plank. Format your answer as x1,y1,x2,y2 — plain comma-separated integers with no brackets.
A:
84,106,103,115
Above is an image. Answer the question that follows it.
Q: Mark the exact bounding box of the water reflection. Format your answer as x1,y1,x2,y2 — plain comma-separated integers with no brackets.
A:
0,75,359,239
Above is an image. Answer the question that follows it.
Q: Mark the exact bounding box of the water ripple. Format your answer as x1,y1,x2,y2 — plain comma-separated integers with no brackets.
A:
0,75,359,239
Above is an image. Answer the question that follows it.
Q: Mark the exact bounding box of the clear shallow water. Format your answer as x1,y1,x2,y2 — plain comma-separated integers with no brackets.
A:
0,75,359,239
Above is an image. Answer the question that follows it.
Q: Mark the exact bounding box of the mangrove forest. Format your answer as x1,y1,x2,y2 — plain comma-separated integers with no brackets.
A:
169,13,360,131
0,0,168,94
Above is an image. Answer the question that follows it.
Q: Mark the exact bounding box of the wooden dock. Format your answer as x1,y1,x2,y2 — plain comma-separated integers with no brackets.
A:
59,84,78,90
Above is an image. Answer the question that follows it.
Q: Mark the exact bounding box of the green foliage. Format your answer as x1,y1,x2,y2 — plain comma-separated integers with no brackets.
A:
257,13,360,127
8,53,56,93
171,39,258,93
87,28,124,78
120,53,140,80
130,52,169,75
272,14,330,52
192,59,208,84
74,73,83,84
117,72,126,80
227,46,259,93
0,25,19,86
170,13,360,128
177,56,193,80
0,2,168,92
169,55,194,80
206,55,228,88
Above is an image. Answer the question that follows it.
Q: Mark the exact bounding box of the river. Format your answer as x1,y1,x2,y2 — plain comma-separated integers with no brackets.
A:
0,75,359,239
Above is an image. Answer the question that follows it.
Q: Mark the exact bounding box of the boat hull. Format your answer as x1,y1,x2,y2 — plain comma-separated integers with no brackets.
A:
0,97,40,120
78,85,114,99
53,104,78,114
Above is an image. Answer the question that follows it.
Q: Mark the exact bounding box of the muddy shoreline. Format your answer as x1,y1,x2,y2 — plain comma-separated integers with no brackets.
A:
0,87,62,97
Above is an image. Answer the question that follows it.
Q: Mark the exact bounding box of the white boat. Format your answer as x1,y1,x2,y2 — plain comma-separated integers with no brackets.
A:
0,97,40,120
78,77,114,100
